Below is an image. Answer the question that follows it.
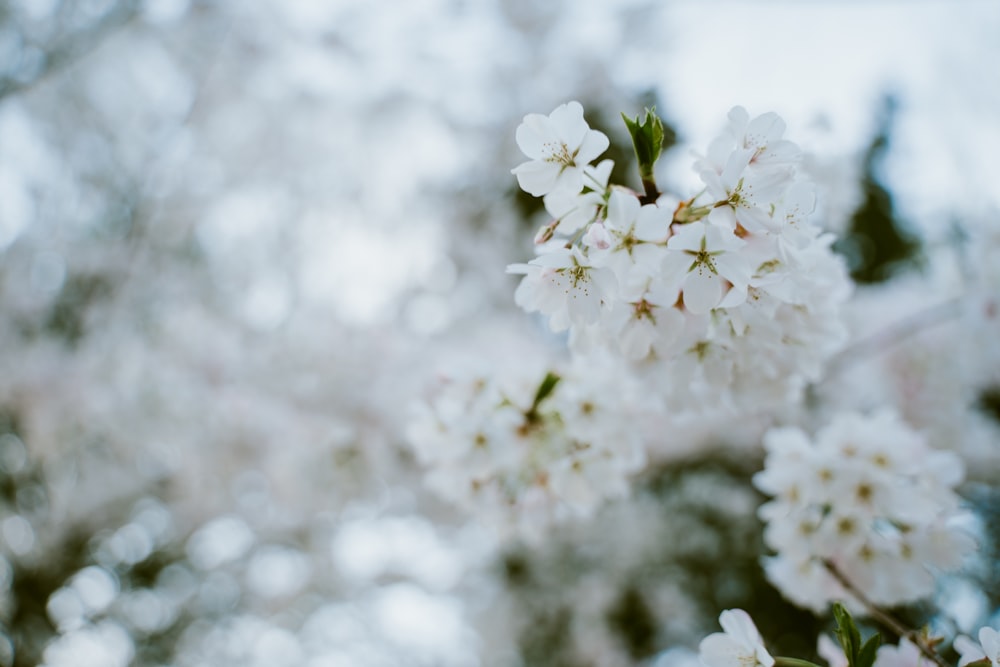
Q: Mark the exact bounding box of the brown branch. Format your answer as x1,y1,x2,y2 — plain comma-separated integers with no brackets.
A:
826,297,962,376
0,0,141,101
823,561,950,667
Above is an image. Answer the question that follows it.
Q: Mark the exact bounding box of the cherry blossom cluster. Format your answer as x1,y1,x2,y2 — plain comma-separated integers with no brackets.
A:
699,607,1000,667
406,359,646,532
753,411,974,612
509,102,850,413
957,627,1000,667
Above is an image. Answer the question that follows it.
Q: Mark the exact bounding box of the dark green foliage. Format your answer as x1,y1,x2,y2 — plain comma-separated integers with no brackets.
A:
606,585,657,659
8,531,92,667
834,95,921,283
518,607,578,667
648,455,824,660
503,552,532,588
501,451,826,665
0,409,189,667
44,273,114,345
975,385,1000,424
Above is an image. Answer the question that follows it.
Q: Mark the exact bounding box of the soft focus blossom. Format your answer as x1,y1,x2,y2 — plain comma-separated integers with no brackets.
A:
510,103,850,416
755,411,975,612
956,627,1000,667
698,609,774,667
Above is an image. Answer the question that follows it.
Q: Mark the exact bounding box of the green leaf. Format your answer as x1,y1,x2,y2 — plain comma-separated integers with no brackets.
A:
532,372,561,411
857,634,882,667
621,107,665,182
832,603,881,667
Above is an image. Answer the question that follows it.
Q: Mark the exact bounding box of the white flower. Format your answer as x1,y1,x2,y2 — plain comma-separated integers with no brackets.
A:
589,188,672,280
699,609,774,667
663,220,751,314
768,181,817,249
874,638,936,667
700,152,793,234
405,361,647,533
956,628,1000,667
755,411,974,611
609,281,685,360
703,106,801,172
508,246,617,331
543,159,613,235
512,101,610,197
582,222,612,249
818,634,848,667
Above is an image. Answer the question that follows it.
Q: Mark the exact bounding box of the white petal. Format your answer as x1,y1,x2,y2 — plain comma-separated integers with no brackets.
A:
715,253,752,290
635,203,672,242
576,129,610,165
515,114,553,159
531,250,574,269
552,166,585,196
607,189,639,231
727,106,750,133
683,269,722,313
549,100,588,148
591,266,618,297
979,627,1000,667
512,160,560,196
700,634,748,667
746,112,785,145
718,283,747,309
585,159,614,188
719,609,763,649
667,222,706,252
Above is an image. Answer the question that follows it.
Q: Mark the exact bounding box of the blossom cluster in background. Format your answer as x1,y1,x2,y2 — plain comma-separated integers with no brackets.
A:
755,411,975,612
407,359,646,533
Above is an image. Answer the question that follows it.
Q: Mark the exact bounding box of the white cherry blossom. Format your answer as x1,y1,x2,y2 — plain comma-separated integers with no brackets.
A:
703,106,801,173
698,609,774,667
508,246,617,331
589,188,671,280
700,151,794,234
755,411,974,611
663,220,751,314
542,159,613,235
511,101,610,197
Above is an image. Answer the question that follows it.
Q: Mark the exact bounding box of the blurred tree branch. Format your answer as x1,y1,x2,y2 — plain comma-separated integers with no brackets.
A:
0,0,141,101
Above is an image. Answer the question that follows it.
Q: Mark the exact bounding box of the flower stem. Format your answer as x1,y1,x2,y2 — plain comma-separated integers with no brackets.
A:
775,657,826,667
822,561,950,667
639,176,660,205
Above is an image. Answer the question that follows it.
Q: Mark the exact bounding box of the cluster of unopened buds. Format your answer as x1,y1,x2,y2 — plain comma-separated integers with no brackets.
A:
509,101,850,412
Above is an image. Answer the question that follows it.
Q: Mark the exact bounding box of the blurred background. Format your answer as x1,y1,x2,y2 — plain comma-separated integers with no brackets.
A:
1,0,999,665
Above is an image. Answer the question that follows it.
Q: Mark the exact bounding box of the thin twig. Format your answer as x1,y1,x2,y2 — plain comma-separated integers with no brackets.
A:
0,0,142,101
826,297,962,376
823,561,950,667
